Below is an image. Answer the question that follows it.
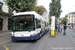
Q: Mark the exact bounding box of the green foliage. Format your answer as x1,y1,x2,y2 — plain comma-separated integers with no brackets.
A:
60,17,67,25
56,0,62,17
49,18,51,24
5,0,36,12
49,0,56,17
49,0,61,17
33,6,46,15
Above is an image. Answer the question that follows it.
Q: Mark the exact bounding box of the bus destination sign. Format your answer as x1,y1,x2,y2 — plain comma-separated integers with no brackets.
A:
19,16,31,19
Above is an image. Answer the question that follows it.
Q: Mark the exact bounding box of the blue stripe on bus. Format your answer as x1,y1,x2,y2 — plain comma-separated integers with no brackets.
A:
11,33,40,40
42,30,46,35
11,30,46,40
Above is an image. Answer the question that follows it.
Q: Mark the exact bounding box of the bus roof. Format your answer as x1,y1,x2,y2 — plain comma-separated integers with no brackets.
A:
13,11,47,22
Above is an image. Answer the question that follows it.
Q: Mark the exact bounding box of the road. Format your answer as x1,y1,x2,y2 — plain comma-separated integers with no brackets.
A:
0,32,11,45
66,28,75,43
0,29,75,50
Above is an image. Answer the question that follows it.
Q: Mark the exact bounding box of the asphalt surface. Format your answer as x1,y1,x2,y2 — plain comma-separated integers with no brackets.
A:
0,32,11,45
0,29,75,50
66,28,75,43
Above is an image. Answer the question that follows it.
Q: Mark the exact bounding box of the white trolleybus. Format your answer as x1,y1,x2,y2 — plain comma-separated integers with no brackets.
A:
11,11,49,41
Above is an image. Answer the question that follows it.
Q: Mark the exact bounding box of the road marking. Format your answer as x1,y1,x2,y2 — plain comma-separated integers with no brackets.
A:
3,43,23,50
5,43,23,46
3,45,9,50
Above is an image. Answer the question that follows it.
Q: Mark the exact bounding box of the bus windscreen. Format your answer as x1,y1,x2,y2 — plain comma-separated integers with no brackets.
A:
12,15,35,31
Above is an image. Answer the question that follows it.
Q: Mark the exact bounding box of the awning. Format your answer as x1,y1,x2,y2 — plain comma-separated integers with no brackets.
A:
68,23,73,25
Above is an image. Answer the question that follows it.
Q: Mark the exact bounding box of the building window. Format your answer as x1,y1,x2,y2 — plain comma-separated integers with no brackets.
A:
71,19,73,23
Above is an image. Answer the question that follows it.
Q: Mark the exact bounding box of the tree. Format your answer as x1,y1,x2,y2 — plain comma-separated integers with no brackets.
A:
49,0,57,17
49,0,61,17
5,0,36,12
56,0,62,17
60,17,68,25
33,6,46,15
49,18,51,24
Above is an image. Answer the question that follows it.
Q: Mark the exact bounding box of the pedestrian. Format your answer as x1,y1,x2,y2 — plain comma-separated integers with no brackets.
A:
63,24,67,35
69,26,70,29
57,24,59,32
55,25,57,32
60,25,62,32
58,24,60,32
61,25,63,30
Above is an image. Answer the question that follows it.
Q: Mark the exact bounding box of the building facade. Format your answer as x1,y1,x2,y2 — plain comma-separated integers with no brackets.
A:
66,12,75,29
0,0,9,13
0,0,11,31
67,12,75,24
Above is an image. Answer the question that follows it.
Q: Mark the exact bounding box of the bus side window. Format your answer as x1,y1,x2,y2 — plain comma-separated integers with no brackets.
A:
42,22,45,29
38,20,41,28
36,19,41,28
45,22,46,27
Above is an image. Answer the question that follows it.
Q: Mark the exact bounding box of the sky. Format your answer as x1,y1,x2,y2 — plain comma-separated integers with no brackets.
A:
37,0,75,17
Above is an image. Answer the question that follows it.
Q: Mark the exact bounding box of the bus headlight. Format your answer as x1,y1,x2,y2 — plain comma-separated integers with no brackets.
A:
11,34,14,36
11,32,14,36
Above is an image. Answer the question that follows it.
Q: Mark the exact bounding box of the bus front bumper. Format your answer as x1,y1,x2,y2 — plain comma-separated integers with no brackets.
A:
11,33,41,40
11,36,37,40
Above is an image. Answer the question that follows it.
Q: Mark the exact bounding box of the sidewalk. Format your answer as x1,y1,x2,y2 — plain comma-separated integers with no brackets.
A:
43,31,75,50
0,30,11,32
0,30,11,36
0,31,11,45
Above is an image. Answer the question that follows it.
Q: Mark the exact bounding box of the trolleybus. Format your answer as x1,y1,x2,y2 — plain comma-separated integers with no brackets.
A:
11,11,49,41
